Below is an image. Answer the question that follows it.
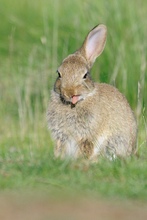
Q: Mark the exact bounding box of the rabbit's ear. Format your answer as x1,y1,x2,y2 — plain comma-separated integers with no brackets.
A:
81,24,107,67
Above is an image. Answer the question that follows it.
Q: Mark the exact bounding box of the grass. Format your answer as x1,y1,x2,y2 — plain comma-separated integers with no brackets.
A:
0,0,147,201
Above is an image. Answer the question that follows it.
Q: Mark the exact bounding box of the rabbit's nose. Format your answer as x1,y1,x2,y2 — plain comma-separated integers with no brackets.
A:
62,88,76,99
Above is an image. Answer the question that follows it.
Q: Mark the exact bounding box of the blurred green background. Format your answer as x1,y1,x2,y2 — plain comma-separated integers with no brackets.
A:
0,0,147,200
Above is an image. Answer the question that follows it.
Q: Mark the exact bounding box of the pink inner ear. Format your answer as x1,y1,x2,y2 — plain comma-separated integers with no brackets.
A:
86,31,100,58
85,27,106,62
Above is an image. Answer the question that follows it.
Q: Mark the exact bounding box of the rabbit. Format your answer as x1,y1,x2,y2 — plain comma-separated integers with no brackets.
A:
47,24,137,161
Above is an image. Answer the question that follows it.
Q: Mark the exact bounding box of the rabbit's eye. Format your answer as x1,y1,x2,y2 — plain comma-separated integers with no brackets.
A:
57,70,61,78
83,72,89,79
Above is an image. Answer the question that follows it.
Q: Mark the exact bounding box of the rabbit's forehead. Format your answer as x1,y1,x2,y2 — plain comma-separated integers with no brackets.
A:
58,55,88,76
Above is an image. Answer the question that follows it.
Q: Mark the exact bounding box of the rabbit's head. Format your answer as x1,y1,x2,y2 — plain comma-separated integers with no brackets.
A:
54,24,107,105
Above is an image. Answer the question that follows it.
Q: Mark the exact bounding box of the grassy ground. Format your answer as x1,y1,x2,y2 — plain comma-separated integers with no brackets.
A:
0,0,147,203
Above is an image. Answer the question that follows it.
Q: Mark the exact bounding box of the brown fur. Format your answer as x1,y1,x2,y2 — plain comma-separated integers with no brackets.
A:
47,24,137,161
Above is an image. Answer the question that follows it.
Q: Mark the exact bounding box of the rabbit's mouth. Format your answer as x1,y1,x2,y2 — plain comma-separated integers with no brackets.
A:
60,94,83,106
71,95,82,104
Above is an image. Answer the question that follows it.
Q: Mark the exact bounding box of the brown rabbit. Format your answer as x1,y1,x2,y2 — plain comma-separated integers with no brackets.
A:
47,24,137,161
